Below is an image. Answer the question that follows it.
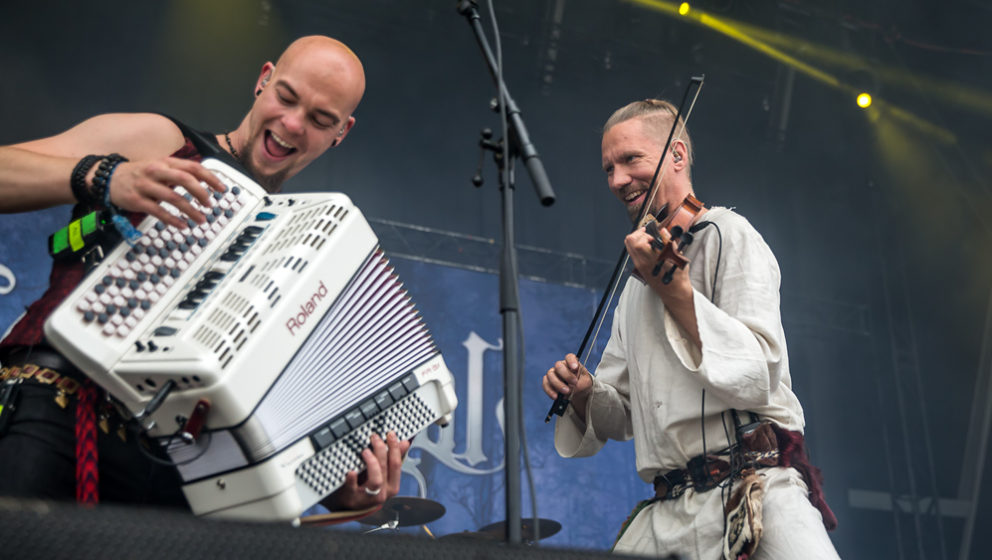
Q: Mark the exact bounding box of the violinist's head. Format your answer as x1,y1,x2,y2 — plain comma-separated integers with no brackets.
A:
601,99,694,224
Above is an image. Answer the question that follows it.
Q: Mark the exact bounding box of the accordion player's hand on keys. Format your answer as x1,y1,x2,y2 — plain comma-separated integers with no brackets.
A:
323,432,411,511
104,157,228,230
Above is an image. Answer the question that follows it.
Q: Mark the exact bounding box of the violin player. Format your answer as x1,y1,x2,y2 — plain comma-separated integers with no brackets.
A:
541,99,840,559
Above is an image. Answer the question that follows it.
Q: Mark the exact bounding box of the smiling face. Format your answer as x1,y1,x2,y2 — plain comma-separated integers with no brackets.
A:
238,36,365,192
601,117,690,224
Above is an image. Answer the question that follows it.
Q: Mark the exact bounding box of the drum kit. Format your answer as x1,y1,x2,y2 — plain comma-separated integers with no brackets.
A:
357,497,561,543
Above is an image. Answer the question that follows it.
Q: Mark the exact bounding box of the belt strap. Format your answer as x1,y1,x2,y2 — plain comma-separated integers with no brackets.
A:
654,422,782,501
1,346,85,381
0,364,82,398
75,380,100,505
654,457,733,500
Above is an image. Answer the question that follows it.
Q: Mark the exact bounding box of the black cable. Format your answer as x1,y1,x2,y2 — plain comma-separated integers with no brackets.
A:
699,390,707,461
694,216,723,465
690,215,728,536
693,214,724,478
516,313,541,544
688,219,722,303
486,0,510,191
720,410,733,448
134,426,214,467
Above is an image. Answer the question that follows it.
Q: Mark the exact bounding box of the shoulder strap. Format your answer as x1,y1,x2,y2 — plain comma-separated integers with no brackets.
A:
157,113,253,179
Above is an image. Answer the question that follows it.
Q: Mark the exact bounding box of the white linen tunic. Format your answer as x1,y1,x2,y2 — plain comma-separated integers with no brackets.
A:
554,207,839,559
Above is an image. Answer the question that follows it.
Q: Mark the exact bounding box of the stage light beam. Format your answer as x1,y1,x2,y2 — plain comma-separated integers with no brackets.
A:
624,0,959,141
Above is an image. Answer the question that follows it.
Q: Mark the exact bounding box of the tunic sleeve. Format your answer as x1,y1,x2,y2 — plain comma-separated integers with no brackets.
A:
667,213,789,409
554,290,635,457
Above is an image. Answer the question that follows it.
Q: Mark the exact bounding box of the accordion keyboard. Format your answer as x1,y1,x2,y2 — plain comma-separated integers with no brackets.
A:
71,182,252,340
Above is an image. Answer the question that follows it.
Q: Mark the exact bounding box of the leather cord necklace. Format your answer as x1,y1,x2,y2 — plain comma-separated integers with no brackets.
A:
224,132,239,159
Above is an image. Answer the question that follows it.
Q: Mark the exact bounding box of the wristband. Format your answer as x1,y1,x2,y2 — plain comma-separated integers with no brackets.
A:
95,154,142,245
70,154,102,205
89,153,128,205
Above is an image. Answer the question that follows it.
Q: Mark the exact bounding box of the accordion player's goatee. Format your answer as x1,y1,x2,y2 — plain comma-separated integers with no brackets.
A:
44,158,457,521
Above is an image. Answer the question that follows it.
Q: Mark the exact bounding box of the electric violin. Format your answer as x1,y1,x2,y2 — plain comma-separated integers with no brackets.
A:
641,193,705,285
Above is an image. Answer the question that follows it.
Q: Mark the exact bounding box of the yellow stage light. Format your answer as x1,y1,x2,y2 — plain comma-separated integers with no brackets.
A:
679,2,690,15
857,93,872,108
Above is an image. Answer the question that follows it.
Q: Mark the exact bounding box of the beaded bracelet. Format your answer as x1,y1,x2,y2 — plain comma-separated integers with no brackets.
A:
92,154,142,245
70,154,102,205
89,153,128,205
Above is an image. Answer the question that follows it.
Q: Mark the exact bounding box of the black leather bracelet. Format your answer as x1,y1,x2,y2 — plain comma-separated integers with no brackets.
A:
70,154,102,205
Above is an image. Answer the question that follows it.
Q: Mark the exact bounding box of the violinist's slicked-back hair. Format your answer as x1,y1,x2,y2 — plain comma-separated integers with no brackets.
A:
603,99,694,167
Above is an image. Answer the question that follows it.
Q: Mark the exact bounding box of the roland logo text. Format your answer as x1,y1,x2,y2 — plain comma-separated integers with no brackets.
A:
286,280,329,336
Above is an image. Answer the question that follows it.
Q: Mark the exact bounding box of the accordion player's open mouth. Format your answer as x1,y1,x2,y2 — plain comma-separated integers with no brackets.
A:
265,130,297,159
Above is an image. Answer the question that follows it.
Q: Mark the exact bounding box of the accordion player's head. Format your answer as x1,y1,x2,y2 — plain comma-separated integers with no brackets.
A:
235,35,366,192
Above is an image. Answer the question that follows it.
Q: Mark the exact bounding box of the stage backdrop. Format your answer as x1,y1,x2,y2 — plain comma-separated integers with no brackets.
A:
0,207,71,338
0,208,640,552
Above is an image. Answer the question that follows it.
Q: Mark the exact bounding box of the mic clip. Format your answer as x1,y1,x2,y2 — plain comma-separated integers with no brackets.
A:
472,127,503,187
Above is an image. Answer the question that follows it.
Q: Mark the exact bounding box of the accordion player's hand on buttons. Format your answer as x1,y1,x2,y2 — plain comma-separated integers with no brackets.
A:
322,431,411,512
107,157,227,230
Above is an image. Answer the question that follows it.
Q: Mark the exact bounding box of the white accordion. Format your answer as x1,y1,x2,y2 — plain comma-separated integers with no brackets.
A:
44,159,457,521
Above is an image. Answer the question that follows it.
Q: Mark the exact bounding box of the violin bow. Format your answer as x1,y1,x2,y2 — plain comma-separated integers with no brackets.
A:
545,75,706,423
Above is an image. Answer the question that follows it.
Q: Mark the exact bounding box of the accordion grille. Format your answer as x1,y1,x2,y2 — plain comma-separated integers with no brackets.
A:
262,203,348,257
192,296,260,371
296,391,435,496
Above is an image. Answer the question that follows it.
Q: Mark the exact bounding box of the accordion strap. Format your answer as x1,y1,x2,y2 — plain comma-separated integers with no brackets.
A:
157,113,253,179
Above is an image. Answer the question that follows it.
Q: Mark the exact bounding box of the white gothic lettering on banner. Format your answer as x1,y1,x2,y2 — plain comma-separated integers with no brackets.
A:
404,331,505,496
0,263,15,295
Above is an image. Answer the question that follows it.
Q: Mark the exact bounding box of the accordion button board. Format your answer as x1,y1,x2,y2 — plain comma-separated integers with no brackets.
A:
44,158,457,521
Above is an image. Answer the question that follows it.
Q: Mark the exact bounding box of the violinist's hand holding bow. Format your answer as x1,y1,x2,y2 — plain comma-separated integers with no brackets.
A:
543,353,593,419
625,227,701,350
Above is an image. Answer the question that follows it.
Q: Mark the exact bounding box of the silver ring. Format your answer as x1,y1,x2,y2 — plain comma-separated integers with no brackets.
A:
364,487,381,496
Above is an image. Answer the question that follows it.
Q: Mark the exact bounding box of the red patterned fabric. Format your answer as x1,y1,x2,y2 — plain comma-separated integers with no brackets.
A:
771,424,838,531
0,138,201,351
0,137,204,504
75,380,99,504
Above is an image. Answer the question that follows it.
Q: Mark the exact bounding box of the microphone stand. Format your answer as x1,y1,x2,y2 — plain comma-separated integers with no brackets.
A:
457,0,556,546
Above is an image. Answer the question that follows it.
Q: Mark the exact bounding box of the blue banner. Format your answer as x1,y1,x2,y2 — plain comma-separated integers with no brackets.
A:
387,258,641,550
0,207,71,337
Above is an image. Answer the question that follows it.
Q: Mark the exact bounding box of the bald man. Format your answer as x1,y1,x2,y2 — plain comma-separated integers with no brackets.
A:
0,36,406,514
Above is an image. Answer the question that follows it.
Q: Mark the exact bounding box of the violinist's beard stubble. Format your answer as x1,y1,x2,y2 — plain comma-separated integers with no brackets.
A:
627,194,666,227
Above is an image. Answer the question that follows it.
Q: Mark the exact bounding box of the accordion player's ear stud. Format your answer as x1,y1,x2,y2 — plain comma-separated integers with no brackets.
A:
256,74,270,97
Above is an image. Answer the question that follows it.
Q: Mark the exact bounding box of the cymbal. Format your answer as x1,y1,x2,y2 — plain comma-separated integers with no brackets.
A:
477,518,562,541
358,497,446,527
